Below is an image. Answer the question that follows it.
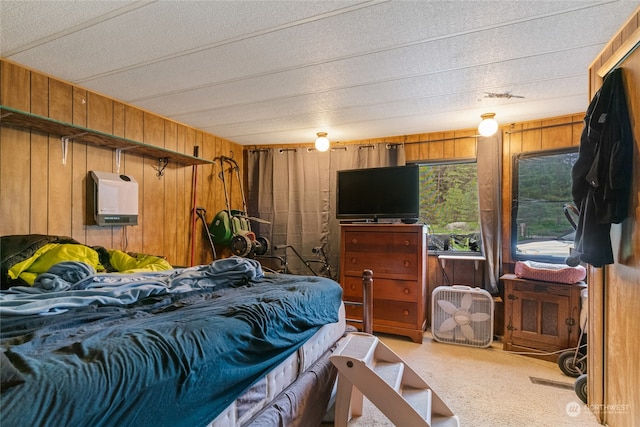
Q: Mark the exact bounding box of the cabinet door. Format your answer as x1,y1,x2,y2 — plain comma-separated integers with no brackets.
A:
509,289,570,348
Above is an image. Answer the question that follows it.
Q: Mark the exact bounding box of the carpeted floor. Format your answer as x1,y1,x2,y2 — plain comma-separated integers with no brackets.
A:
325,331,599,427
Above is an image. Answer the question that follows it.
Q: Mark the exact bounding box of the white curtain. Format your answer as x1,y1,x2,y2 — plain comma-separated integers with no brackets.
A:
247,143,405,276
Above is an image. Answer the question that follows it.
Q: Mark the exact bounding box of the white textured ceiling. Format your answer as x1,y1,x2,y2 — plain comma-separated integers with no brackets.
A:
1,0,638,146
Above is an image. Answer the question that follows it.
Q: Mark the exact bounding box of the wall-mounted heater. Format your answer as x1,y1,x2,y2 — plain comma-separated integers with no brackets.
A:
90,171,138,226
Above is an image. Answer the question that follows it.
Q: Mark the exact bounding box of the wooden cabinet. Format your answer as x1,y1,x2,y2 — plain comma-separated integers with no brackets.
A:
502,274,586,361
340,224,427,343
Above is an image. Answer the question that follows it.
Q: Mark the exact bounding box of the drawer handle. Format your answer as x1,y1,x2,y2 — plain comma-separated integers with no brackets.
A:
403,288,410,295
351,238,358,244
404,260,411,267
350,284,356,290
403,309,409,316
403,240,410,246
350,257,357,264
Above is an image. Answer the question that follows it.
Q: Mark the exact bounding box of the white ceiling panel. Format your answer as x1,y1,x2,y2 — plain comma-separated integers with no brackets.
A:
1,0,638,146
5,1,367,81
139,44,594,120
0,1,138,53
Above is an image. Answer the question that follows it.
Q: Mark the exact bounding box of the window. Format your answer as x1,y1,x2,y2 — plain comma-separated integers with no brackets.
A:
418,161,481,253
512,148,579,262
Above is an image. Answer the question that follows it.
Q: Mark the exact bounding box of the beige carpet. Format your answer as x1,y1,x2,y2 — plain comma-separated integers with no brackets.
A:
325,331,599,427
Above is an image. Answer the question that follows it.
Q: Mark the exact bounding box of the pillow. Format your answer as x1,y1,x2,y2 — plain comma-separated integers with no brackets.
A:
1,351,25,392
515,261,586,284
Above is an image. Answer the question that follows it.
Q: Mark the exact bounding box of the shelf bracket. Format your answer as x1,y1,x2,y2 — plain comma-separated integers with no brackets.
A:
114,146,137,174
154,157,169,178
116,149,123,174
61,137,69,165
59,132,88,166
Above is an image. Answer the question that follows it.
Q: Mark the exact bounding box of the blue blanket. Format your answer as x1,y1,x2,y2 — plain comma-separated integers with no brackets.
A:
0,256,265,315
0,257,343,427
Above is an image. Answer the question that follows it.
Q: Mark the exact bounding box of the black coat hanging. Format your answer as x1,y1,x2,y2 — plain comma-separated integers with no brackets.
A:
570,67,634,267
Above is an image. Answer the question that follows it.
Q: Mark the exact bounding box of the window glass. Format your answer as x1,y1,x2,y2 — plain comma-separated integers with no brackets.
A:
418,162,481,253
512,148,579,262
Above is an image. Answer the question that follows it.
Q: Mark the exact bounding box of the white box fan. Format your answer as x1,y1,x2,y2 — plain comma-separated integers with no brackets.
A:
432,285,494,348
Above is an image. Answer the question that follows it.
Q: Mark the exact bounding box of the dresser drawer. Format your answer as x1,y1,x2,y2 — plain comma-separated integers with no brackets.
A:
343,230,419,254
342,276,418,302
342,251,418,280
345,299,418,326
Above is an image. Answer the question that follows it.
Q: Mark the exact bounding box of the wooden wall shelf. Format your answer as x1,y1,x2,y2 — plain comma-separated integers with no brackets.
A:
0,105,213,166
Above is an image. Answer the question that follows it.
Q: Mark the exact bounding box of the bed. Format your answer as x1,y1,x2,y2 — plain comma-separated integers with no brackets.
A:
0,235,346,427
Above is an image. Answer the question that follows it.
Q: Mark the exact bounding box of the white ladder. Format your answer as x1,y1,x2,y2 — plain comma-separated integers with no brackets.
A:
330,332,459,427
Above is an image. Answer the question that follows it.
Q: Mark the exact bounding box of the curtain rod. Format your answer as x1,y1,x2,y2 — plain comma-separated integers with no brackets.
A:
249,142,402,153
504,120,582,135
403,120,582,142
405,135,478,145
250,123,580,151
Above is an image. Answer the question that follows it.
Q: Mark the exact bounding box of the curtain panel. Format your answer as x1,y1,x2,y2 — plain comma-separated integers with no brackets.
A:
247,143,405,276
476,134,502,294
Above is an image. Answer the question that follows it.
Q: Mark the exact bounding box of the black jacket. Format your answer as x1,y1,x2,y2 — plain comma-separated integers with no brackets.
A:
571,68,633,267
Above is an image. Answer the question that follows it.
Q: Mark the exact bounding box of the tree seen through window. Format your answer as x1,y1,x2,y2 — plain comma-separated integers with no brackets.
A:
418,162,481,252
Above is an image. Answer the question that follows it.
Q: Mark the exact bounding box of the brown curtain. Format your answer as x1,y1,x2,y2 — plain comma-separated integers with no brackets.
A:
247,143,405,276
476,134,502,294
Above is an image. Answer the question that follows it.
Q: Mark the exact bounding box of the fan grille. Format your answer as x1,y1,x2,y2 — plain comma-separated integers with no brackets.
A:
431,286,494,348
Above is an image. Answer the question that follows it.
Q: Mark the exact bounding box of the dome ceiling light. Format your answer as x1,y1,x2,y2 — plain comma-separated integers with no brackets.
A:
315,132,330,152
478,113,498,137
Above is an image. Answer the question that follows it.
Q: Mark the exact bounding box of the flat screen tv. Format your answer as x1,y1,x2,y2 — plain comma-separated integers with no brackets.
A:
336,165,420,222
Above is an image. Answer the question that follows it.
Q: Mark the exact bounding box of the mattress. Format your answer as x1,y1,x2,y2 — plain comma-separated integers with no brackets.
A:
210,303,346,426
0,257,344,427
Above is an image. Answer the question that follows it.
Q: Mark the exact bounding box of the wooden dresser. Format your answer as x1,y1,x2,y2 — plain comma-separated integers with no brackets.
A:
339,224,427,343
502,274,586,361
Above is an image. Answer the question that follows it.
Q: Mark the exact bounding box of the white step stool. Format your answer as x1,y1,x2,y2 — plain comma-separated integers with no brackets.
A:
330,332,459,427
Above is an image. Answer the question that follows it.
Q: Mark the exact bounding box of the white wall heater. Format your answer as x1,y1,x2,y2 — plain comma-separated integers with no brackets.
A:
90,171,138,226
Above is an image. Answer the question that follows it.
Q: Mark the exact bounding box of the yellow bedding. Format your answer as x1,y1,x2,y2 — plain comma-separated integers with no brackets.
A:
8,244,172,285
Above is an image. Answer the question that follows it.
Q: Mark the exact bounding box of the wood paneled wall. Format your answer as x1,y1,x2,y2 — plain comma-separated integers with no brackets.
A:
403,118,581,333
0,59,243,267
586,7,640,427
402,118,581,282
249,116,582,336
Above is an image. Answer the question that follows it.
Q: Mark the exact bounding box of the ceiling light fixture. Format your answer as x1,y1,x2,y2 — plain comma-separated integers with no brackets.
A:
478,113,498,137
315,132,330,152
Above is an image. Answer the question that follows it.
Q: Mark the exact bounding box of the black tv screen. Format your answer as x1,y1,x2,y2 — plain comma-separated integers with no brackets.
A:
336,165,420,221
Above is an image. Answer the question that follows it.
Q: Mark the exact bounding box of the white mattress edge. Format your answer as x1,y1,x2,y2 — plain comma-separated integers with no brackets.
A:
209,302,346,427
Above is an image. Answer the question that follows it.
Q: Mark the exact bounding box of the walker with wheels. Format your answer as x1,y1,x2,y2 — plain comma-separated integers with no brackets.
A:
558,287,588,403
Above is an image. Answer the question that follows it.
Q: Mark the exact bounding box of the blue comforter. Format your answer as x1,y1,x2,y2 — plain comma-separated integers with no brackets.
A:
0,257,343,427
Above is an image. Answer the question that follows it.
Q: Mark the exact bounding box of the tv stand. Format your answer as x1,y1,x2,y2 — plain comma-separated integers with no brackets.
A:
339,223,427,343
